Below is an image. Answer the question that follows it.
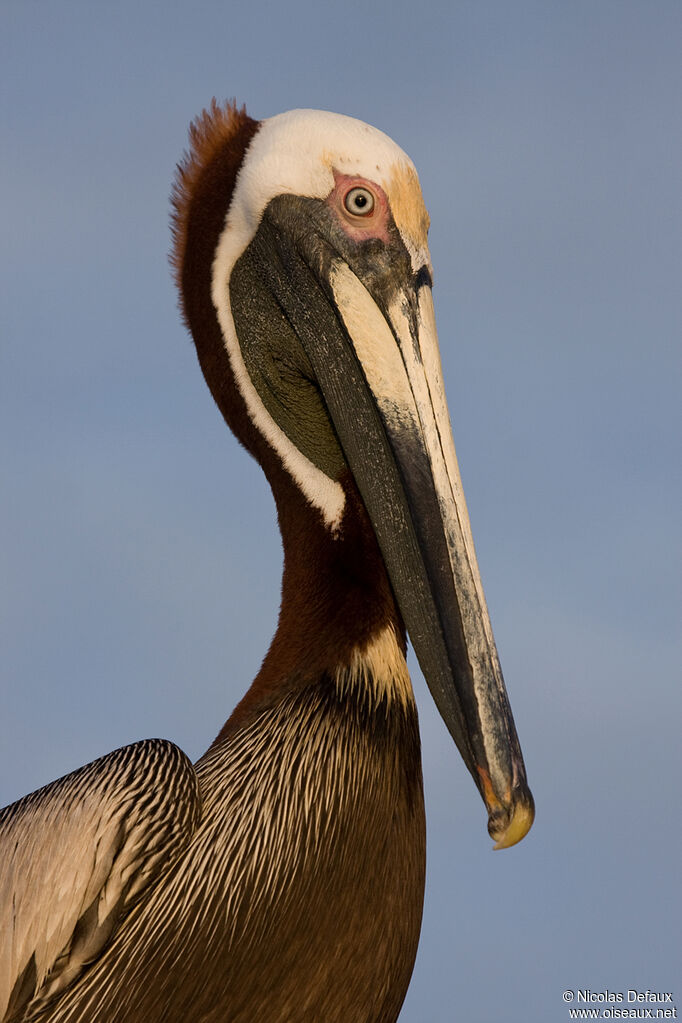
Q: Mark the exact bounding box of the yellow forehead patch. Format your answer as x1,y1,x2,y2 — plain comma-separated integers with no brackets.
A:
387,162,430,255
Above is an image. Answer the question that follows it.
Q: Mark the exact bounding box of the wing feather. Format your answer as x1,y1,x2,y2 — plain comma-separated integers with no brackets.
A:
0,738,201,1022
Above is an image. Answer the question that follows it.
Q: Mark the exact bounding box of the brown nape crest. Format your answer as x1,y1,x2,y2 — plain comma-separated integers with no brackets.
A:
169,99,259,327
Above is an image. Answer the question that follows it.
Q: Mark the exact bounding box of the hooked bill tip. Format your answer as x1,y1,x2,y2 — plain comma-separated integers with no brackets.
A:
489,787,535,850
476,766,535,850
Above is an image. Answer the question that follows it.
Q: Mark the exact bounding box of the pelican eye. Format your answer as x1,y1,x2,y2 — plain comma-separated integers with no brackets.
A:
344,187,375,217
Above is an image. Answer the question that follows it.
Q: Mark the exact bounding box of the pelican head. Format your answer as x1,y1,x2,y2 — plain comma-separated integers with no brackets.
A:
172,102,534,849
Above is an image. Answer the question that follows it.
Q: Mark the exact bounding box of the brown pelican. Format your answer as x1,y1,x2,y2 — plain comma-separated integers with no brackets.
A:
0,101,534,1023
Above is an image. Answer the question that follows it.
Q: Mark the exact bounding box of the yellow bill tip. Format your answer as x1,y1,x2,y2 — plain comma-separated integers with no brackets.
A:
491,797,535,850
478,767,535,850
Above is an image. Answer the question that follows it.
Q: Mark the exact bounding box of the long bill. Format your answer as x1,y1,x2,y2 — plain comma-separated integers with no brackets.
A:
245,212,534,849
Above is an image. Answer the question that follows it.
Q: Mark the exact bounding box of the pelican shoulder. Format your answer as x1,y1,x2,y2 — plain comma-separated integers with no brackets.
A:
0,740,200,1023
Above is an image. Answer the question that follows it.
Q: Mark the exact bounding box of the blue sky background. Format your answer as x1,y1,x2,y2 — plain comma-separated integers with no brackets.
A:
1,2,680,1020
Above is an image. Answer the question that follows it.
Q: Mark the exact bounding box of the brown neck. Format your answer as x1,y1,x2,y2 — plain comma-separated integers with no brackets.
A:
215,463,406,740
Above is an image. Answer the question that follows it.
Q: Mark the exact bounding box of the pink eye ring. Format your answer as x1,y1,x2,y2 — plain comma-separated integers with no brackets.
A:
343,186,375,217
